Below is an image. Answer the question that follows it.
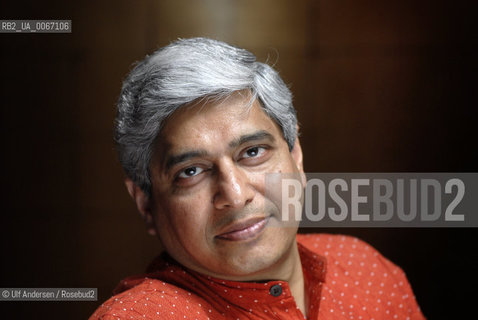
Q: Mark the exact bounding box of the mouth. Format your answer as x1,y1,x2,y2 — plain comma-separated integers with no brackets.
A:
215,216,270,241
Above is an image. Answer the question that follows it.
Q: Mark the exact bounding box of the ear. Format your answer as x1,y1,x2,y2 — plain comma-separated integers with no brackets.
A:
125,178,157,236
290,134,306,186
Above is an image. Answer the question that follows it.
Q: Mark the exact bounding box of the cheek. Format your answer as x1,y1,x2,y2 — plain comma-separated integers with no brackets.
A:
248,153,295,193
263,160,304,223
155,193,212,246
245,171,267,195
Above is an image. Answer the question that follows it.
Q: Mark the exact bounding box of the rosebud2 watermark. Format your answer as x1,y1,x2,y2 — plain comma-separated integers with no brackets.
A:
265,173,478,227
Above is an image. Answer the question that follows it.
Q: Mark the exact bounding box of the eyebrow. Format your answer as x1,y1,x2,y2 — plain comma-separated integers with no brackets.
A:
164,130,275,171
165,150,209,171
228,130,275,149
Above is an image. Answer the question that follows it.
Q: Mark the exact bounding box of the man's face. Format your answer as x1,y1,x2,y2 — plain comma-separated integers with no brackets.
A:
146,92,304,280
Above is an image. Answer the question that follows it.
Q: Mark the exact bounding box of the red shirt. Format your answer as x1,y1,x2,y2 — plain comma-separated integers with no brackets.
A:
90,234,425,319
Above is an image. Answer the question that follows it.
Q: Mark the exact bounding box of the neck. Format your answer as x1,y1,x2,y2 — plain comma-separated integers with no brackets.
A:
189,239,308,316
258,240,307,317
231,239,307,316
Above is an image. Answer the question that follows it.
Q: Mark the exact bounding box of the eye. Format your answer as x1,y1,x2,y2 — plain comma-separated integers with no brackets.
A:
242,146,266,159
177,166,204,179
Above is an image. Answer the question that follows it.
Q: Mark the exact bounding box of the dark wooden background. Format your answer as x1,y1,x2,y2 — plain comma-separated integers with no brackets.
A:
1,1,476,318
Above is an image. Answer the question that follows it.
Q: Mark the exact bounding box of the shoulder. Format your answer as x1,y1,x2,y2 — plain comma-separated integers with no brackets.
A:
298,233,425,319
297,233,376,252
297,233,408,281
89,277,210,320
298,233,394,264
297,233,385,265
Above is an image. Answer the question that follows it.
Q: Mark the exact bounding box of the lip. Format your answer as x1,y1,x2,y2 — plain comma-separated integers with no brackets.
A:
215,216,270,241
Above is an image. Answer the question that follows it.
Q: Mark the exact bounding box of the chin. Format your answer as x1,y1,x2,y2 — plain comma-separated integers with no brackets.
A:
213,230,295,279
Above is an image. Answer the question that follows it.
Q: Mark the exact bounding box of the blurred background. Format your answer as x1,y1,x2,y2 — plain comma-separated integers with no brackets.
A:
0,0,476,318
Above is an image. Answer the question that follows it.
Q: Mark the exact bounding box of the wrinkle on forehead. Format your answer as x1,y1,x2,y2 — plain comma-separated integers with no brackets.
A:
161,89,259,142
152,90,274,173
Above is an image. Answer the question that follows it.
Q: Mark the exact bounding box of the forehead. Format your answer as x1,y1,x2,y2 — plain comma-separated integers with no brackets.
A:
153,92,283,164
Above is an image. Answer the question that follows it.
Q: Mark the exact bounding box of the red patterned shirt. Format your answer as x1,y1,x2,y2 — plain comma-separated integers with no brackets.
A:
90,234,425,319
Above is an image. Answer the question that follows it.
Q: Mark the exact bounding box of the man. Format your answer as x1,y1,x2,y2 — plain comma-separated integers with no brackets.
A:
91,38,425,319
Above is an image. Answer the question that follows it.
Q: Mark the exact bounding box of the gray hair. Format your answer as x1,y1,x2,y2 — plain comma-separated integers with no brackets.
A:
116,37,297,196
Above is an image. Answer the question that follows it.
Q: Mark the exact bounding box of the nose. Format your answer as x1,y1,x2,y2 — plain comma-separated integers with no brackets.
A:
213,161,255,210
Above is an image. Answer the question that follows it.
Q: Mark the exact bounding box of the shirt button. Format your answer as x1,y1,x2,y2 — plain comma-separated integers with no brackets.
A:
269,284,282,297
